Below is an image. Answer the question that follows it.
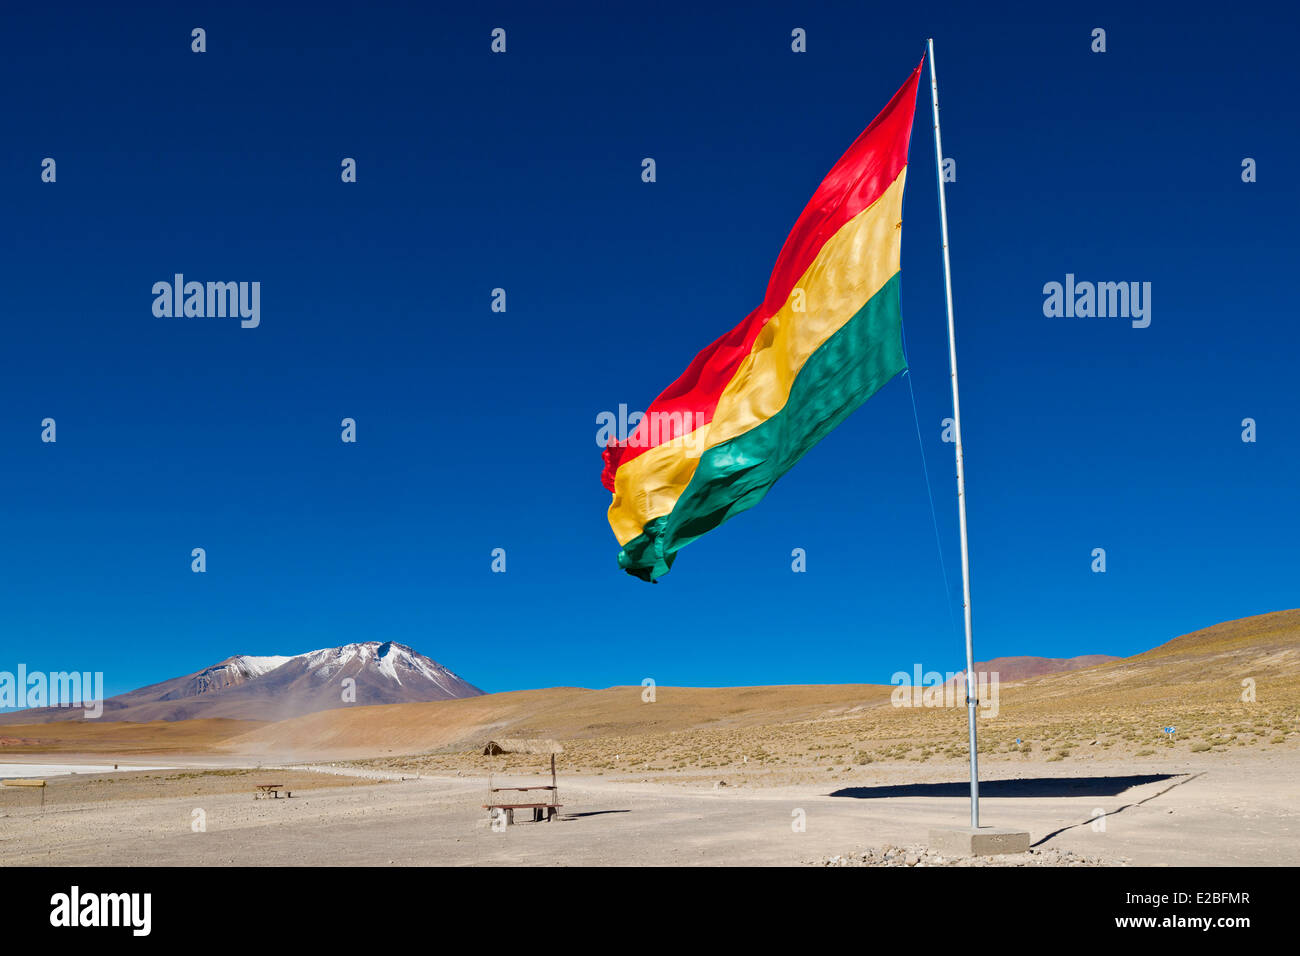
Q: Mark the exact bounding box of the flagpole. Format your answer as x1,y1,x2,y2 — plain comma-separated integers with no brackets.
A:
927,37,980,830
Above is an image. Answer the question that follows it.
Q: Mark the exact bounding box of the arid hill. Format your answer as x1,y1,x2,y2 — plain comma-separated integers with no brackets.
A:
953,654,1118,682
219,609,1298,766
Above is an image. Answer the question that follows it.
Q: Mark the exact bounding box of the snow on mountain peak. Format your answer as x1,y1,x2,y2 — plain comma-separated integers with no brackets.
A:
294,641,463,692
229,655,294,677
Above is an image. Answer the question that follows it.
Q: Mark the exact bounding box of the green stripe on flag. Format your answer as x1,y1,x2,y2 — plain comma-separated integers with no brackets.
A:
618,272,907,582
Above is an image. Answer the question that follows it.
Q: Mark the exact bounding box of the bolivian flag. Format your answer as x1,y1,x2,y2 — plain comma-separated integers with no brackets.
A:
602,60,923,582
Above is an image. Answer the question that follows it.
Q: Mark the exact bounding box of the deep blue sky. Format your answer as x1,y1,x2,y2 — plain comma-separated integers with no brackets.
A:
1,1,1295,699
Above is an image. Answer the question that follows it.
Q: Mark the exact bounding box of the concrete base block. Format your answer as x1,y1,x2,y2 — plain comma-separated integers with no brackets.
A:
928,826,1031,856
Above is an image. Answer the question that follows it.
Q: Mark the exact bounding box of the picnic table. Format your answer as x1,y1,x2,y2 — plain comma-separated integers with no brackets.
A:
254,783,291,799
482,739,564,825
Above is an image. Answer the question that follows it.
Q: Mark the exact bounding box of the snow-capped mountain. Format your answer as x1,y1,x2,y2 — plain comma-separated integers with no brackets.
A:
0,641,483,723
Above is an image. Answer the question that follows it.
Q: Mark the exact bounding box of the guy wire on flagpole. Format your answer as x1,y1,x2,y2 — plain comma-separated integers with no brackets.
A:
897,337,962,650
926,37,981,829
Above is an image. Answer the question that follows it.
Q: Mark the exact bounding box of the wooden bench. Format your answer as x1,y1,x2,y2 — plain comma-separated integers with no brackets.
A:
2,778,47,809
487,785,561,824
254,783,291,799
482,803,562,824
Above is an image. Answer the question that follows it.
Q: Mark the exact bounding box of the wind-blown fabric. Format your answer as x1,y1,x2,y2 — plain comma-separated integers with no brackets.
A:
602,60,923,581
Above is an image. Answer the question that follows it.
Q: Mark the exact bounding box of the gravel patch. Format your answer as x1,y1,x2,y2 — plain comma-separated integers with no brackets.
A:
811,842,1128,867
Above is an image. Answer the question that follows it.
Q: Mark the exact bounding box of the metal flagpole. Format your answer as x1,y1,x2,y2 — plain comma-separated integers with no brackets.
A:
927,37,980,829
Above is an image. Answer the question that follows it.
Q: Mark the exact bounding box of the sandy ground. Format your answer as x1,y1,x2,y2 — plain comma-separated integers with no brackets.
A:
1,750,1295,866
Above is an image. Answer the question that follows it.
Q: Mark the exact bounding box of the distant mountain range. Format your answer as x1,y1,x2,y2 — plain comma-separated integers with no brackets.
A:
0,642,483,723
0,646,1117,725
215,609,1299,760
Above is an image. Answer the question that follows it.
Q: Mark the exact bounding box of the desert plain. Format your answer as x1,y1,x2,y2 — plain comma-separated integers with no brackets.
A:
2,610,1297,866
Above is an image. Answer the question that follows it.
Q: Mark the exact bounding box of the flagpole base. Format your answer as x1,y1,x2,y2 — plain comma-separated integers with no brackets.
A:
928,826,1031,857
